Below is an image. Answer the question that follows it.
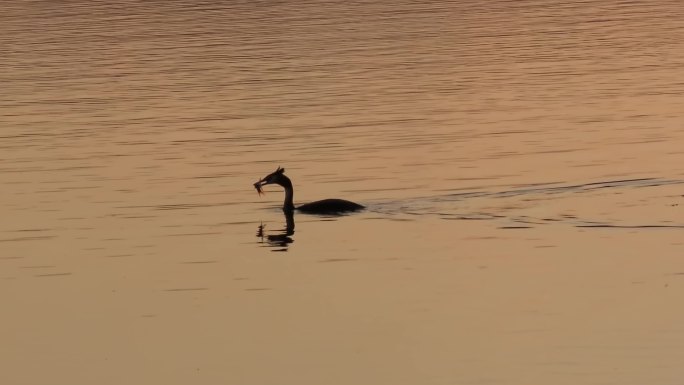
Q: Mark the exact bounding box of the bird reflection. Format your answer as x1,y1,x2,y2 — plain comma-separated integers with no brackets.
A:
256,210,295,251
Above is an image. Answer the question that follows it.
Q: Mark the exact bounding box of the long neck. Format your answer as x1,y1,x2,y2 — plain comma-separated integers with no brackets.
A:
280,175,295,212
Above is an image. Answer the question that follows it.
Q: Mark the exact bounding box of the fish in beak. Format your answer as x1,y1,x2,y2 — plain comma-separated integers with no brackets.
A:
254,179,266,196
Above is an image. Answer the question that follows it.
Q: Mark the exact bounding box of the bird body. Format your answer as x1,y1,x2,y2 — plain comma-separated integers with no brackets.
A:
297,198,365,214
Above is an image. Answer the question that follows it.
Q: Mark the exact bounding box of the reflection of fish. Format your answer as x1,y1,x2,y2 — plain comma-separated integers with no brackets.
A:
254,181,265,196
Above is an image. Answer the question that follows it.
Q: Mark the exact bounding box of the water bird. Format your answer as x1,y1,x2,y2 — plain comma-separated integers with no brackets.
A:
254,167,365,214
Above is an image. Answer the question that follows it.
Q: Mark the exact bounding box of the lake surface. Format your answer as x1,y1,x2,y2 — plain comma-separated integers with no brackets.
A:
2,1,684,384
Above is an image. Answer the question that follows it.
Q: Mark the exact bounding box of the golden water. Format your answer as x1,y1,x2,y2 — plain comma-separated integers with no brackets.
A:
2,1,684,384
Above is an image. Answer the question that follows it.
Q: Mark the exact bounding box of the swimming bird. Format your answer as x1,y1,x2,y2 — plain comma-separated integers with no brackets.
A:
254,167,365,214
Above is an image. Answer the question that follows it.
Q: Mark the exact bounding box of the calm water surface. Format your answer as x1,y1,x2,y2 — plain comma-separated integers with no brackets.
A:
2,1,684,384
